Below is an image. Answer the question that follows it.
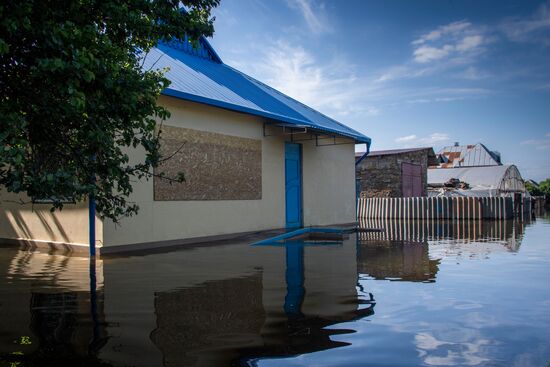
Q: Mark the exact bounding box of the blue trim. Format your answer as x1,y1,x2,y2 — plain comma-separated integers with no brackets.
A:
251,227,345,246
161,88,372,145
355,149,370,166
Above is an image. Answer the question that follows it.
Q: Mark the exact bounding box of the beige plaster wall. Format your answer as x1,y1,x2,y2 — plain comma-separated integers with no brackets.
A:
0,97,356,250
103,96,287,247
104,96,357,247
302,138,356,226
0,190,102,248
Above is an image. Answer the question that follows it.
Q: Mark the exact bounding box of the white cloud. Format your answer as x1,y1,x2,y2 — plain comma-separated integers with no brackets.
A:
413,21,471,45
395,133,450,147
501,2,550,44
395,134,417,142
414,44,454,63
521,136,550,150
228,40,378,119
412,21,486,63
285,0,331,34
456,35,484,52
457,66,489,80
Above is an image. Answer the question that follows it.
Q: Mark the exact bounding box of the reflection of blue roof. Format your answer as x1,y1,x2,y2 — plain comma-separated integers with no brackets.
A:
142,38,371,145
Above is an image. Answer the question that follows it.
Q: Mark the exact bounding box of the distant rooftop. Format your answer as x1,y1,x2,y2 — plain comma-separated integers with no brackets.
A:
428,165,525,193
360,147,434,157
355,147,437,165
436,143,501,168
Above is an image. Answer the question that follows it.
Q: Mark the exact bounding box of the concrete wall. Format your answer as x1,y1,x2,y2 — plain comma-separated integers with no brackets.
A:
103,96,356,247
356,150,430,197
0,190,102,249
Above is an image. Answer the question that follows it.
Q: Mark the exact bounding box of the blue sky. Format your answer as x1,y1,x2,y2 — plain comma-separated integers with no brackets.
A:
208,0,550,181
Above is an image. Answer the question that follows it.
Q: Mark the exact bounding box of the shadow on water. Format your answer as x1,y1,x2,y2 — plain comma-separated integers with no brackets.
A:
0,215,542,367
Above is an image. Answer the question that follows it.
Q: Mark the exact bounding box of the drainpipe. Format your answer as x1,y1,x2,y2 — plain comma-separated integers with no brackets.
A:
89,154,96,258
89,194,96,257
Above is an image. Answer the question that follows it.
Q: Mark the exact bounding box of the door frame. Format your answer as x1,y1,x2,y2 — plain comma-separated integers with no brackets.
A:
284,142,303,228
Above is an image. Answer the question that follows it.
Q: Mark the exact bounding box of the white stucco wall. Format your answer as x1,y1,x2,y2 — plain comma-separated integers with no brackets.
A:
103,96,286,247
0,190,102,249
103,96,357,247
0,95,357,250
302,139,356,226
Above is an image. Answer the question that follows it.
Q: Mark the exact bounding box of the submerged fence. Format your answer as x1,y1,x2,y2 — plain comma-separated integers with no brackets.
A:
358,217,524,250
357,196,531,221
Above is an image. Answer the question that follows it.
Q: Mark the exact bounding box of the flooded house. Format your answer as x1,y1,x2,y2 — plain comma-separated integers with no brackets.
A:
355,147,437,197
0,37,371,254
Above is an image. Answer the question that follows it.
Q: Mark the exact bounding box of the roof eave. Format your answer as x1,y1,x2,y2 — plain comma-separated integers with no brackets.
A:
161,88,371,145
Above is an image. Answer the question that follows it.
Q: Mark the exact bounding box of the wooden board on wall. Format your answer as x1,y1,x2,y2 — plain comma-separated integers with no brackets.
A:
154,125,262,201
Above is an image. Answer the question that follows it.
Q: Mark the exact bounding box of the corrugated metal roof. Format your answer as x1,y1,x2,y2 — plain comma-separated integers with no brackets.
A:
436,143,501,167
428,165,525,192
142,40,371,145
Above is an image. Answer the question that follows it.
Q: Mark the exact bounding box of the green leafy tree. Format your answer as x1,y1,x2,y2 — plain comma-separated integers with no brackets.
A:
525,180,543,196
539,178,550,196
0,0,220,221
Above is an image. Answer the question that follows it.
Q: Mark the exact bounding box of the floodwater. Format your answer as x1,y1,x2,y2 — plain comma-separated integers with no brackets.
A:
1,214,550,367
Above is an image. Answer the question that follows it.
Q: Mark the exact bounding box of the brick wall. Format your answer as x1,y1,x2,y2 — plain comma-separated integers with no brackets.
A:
356,150,429,197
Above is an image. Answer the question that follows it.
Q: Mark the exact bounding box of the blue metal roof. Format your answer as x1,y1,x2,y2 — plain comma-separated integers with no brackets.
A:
142,39,371,145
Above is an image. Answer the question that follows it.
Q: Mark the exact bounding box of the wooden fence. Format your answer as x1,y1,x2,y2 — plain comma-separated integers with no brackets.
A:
357,196,531,221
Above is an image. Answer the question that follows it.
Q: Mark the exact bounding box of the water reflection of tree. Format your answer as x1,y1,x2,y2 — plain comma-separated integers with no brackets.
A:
29,291,108,358
0,249,109,367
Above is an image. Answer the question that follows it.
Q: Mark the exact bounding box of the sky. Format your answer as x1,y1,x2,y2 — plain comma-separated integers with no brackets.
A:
207,0,550,181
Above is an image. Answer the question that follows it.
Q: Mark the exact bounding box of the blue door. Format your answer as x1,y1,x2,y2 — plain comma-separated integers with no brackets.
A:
285,143,302,228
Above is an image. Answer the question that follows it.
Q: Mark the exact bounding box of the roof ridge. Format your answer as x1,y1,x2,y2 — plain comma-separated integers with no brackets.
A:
161,35,222,63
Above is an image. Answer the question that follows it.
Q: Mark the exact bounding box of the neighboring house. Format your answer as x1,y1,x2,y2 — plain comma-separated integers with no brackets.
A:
355,147,437,198
436,142,502,168
427,165,526,197
0,36,371,253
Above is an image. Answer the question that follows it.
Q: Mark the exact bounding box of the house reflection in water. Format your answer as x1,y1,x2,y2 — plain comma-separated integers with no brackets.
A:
0,249,107,364
0,218,527,366
99,234,375,367
357,218,528,282
358,241,440,282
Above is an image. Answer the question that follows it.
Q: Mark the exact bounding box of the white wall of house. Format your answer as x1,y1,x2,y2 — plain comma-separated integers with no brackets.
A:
302,139,356,227
0,190,102,249
0,95,357,250
103,96,356,248
103,96,286,247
